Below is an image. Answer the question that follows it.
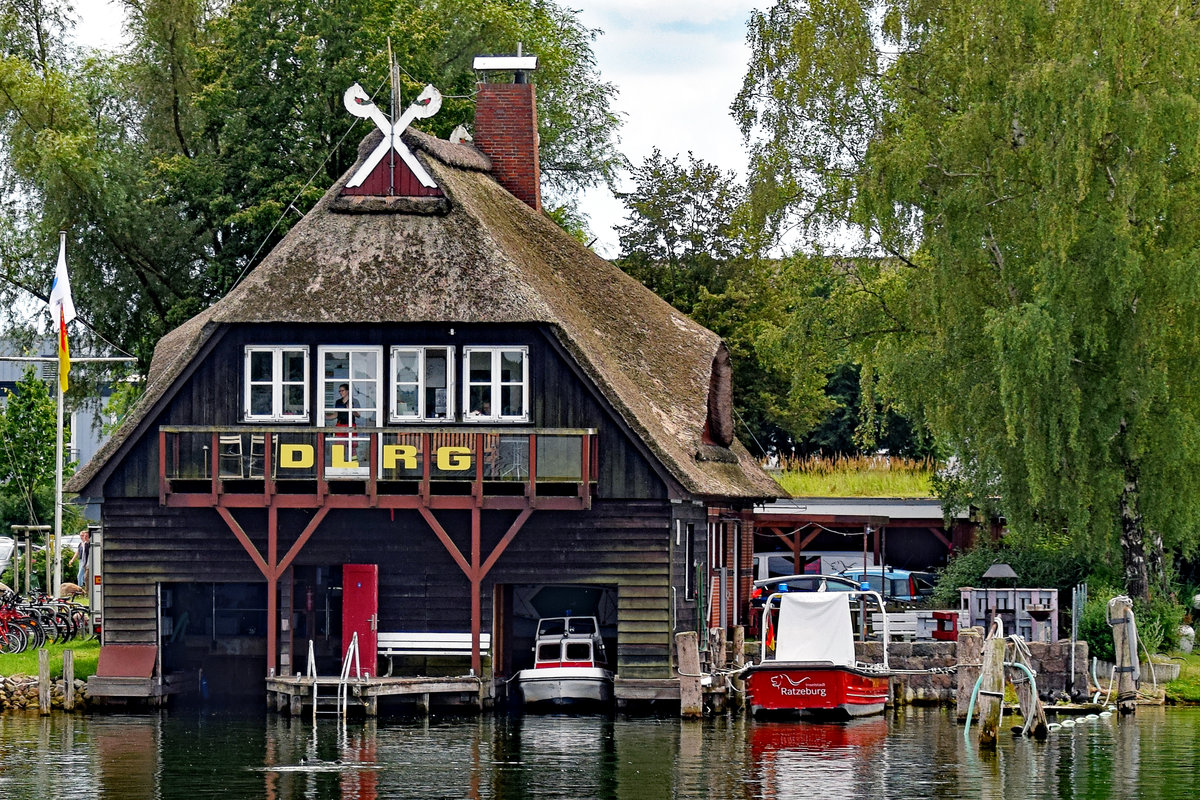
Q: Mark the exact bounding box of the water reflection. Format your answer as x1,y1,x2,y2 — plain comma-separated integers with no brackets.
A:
0,707,1199,799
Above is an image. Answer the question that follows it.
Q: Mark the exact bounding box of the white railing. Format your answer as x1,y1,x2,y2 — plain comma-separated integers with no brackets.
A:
337,632,362,718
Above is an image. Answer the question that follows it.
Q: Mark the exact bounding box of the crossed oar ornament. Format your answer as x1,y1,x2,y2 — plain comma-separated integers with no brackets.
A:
343,82,443,189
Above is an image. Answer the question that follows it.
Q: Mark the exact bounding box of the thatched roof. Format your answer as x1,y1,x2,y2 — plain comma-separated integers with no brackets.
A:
70,129,782,501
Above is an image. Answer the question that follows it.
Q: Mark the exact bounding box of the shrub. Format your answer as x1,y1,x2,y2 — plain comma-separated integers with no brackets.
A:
930,538,1092,606
1076,587,1184,664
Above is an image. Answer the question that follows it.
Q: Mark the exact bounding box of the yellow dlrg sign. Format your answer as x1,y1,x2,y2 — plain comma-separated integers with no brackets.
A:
276,443,474,472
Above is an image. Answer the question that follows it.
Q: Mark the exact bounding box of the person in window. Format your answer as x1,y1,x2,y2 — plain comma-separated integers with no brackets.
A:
327,384,358,427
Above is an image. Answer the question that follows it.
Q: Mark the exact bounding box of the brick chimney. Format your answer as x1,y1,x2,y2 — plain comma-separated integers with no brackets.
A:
474,80,542,212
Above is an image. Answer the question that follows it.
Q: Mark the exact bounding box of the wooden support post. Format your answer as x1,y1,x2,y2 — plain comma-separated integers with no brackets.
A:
38,649,51,714
956,627,984,721
290,691,302,716
63,649,75,711
1012,669,1048,738
676,631,703,718
731,625,746,715
1110,596,1138,715
977,624,1006,749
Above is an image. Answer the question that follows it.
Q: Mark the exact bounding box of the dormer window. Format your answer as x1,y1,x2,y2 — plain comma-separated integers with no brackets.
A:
390,346,454,421
243,346,309,422
463,346,528,421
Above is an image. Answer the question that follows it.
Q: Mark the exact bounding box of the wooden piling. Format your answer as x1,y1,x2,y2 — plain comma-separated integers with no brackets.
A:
956,627,984,721
977,623,1006,749
1007,643,1048,739
63,649,75,711
731,625,745,712
676,631,703,718
1109,596,1137,715
38,649,51,715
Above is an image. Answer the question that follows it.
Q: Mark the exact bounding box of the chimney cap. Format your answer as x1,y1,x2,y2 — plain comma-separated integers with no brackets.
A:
473,55,538,72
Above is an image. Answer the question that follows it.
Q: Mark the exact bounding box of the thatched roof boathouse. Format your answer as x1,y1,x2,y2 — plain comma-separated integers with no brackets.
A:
69,66,781,709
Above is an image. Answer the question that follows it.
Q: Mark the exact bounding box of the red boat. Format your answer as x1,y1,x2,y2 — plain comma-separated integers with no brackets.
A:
744,590,892,718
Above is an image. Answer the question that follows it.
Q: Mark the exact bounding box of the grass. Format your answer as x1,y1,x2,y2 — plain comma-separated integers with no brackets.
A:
1164,651,1200,704
773,455,936,498
0,638,100,680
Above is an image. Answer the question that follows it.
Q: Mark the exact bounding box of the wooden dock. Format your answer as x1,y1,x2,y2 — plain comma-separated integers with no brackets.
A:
265,674,486,716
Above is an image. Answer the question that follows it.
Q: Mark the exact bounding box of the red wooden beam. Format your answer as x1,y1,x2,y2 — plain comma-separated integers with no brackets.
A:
275,506,332,576
470,506,482,675
479,507,533,578
417,507,471,578
216,506,271,580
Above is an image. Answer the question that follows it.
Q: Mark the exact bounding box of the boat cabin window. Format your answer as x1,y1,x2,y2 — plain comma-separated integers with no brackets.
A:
537,643,561,661
567,618,596,635
537,618,566,636
565,642,591,661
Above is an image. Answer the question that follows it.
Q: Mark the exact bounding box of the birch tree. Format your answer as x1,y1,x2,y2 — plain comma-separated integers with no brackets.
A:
737,0,1200,599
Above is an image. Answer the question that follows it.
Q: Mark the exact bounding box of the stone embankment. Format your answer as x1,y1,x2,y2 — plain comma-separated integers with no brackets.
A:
855,639,1090,705
0,674,90,711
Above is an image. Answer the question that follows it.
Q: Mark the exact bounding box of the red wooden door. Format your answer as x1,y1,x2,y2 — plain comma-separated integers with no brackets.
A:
342,564,378,673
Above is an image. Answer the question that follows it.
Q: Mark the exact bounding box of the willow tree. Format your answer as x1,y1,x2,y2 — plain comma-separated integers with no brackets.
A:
736,0,1200,599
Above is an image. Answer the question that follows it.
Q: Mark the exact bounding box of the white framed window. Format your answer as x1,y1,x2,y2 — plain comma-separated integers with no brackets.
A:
463,346,529,421
318,347,382,429
390,346,454,422
243,346,309,422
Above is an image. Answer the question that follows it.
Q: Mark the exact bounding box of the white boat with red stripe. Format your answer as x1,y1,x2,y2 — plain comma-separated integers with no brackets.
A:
515,616,614,708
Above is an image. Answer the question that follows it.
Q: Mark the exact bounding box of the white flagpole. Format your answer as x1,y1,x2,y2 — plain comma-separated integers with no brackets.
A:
54,369,65,597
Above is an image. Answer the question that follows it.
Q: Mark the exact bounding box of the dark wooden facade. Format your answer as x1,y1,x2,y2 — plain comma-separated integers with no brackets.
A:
90,321,716,687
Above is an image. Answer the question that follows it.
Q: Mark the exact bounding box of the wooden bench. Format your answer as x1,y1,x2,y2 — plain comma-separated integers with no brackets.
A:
377,632,492,675
870,611,920,640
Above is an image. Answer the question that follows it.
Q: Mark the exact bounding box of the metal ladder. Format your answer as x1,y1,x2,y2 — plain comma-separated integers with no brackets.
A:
308,636,362,721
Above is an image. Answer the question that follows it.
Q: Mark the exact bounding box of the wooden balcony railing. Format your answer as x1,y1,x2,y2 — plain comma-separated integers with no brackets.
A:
158,426,597,510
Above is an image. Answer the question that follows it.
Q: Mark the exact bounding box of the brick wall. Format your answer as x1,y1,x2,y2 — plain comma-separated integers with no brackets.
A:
474,82,541,211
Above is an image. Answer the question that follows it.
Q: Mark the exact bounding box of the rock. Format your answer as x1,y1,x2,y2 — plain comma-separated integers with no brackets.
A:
1179,625,1194,655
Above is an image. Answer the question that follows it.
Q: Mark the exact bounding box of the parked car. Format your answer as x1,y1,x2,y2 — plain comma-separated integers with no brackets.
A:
838,568,936,602
0,535,14,577
748,573,861,636
753,550,878,581
749,573,861,609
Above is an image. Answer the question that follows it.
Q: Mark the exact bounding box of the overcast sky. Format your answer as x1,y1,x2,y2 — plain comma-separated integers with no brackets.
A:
69,1,766,256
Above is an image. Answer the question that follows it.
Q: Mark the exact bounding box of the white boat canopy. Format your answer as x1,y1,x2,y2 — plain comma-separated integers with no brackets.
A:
775,592,855,665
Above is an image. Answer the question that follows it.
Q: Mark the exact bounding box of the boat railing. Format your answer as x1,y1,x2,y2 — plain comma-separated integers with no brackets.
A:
761,589,890,670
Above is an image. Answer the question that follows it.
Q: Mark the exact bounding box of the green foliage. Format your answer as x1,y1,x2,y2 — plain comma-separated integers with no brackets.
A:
616,149,748,312
1165,652,1200,704
1077,586,1121,664
929,538,1092,607
99,378,147,437
0,542,74,593
0,368,66,528
738,0,1200,596
1076,586,1184,663
773,454,934,498
2,0,622,370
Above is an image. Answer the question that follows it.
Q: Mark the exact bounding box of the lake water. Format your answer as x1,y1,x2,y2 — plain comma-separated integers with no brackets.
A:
1,706,1197,799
